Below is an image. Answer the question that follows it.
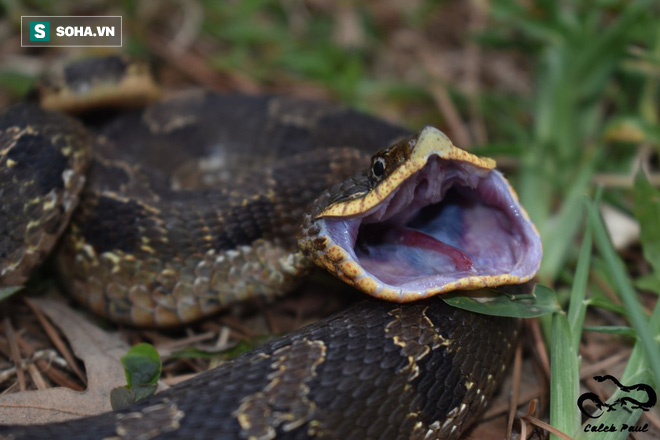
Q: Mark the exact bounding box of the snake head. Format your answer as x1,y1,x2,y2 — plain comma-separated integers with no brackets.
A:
299,126,543,303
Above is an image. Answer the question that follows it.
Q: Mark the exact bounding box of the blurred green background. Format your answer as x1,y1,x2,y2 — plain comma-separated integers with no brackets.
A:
0,1,659,438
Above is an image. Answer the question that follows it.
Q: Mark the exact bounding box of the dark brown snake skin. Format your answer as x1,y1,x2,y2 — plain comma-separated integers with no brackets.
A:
0,86,519,439
0,300,517,440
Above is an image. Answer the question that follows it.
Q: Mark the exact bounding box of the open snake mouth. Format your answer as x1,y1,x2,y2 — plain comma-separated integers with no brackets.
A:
303,127,542,303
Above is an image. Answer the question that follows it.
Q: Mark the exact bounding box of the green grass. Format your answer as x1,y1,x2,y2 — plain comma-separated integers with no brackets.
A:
486,2,660,437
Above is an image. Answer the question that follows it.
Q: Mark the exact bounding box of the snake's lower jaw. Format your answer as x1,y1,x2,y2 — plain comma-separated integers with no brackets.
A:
301,151,542,303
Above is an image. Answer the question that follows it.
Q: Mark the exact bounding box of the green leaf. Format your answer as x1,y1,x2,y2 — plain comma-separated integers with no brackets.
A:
111,343,162,410
587,296,627,316
442,284,560,318
583,326,637,338
170,335,275,360
110,384,157,411
213,336,275,360
0,286,23,301
635,273,660,295
633,172,660,275
121,343,161,388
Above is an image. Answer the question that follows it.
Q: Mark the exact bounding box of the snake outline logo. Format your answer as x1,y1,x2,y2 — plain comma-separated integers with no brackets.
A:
577,375,657,418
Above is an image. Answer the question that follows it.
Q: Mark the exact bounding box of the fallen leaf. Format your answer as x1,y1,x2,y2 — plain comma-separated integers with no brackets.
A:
0,297,129,424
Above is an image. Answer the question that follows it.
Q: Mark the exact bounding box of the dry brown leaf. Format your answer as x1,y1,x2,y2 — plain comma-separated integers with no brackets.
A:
0,298,129,424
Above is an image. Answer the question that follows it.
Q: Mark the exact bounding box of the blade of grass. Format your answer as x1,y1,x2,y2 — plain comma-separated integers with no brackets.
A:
582,326,637,338
567,198,593,351
0,286,23,301
550,312,580,440
587,198,660,391
638,9,660,125
538,162,595,283
633,172,660,275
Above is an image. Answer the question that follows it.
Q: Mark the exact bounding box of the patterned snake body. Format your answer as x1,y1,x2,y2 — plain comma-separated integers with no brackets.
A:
1,299,517,439
0,58,542,439
55,91,413,326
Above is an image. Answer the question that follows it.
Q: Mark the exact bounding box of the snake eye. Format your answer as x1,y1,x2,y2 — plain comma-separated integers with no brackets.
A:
371,157,386,180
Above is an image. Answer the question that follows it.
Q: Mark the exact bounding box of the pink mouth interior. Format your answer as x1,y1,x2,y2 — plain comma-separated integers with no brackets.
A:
322,157,542,292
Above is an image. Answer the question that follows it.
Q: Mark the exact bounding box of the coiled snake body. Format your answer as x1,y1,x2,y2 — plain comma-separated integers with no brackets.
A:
0,58,542,439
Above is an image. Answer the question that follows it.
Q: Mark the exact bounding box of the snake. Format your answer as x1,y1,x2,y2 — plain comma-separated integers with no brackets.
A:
0,56,542,439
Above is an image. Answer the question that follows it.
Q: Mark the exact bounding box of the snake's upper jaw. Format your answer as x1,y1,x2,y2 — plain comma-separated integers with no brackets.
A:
300,126,542,303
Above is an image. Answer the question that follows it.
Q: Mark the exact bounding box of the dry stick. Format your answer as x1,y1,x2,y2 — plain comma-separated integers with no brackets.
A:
416,39,472,148
641,408,660,433
23,298,86,385
147,33,259,93
519,416,528,439
1,381,19,395
0,335,11,358
591,270,653,316
465,0,488,145
162,372,198,387
265,309,280,335
25,364,47,391
522,414,574,440
168,0,203,55
34,359,84,391
0,367,17,389
579,349,631,379
593,146,659,187
529,318,551,380
2,318,26,392
216,326,231,349
14,332,47,391
507,339,524,439
427,84,472,149
156,331,216,351
592,173,660,188
483,387,541,419
519,399,538,440
218,315,255,339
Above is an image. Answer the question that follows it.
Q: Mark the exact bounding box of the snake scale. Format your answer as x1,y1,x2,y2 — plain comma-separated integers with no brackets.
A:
0,57,542,439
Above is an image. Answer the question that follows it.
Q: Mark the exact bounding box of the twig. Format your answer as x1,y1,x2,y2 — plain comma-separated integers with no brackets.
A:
529,318,551,380
416,38,473,148
147,33,259,93
34,358,84,391
466,0,488,145
521,411,574,440
579,349,632,379
507,339,523,439
23,298,86,385
2,318,25,391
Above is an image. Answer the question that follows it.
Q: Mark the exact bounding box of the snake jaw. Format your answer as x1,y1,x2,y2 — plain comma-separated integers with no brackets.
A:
301,126,542,303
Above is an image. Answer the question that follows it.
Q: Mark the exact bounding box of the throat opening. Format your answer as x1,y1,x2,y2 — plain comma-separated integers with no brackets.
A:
354,183,520,288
